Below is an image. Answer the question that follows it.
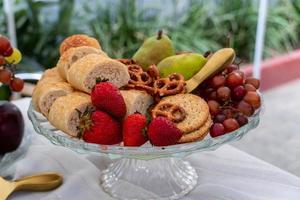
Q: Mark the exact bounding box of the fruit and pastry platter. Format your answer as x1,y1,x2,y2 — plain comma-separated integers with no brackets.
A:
27,31,262,199
29,31,261,148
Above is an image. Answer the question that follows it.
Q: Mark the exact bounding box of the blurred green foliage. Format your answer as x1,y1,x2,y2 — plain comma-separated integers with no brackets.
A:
0,0,300,70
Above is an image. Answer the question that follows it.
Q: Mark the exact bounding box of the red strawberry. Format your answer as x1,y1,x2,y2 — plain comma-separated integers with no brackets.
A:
91,80,126,118
148,117,182,146
123,113,148,146
82,110,122,145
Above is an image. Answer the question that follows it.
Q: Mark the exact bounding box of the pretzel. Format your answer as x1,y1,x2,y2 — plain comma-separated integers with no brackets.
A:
127,64,153,86
152,102,187,123
153,73,186,97
122,63,186,101
147,64,160,80
116,58,136,65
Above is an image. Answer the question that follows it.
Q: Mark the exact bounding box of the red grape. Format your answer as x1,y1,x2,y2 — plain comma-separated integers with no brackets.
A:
235,70,245,80
0,69,12,84
207,100,220,116
245,77,260,89
0,36,12,55
0,56,5,65
244,83,256,91
226,71,243,87
232,85,246,100
205,87,214,93
210,75,226,88
214,114,226,123
2,46,13,57
204,87,214,97
236,100,254,116
222,108,234,119
208,91,217,100
223,118,239,132
10,77,24,92
227,64,238,73
236,114,248,126
243,91,261,109
210,123,226,137
217,86,231,101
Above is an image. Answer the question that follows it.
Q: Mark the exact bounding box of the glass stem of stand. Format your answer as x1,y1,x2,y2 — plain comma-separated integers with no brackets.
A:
101,157,198,200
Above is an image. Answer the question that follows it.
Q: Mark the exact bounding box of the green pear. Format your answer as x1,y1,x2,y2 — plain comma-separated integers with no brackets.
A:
133,30,175,70
157,53,207,80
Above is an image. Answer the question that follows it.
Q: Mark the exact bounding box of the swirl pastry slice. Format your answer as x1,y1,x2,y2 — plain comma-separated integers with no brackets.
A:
39,67,64,84
48,92,93,137
120,89,153,116
32,67,65,112
35,82,74,117
57,46,108,80
67,54,130,93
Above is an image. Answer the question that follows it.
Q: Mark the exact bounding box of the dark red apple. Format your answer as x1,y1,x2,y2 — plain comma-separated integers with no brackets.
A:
0,101,24,154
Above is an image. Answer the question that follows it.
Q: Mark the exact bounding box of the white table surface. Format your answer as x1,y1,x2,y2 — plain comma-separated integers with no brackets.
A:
3,98,300,200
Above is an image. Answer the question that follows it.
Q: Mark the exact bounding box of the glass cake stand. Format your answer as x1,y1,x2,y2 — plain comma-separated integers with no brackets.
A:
28,102,260,200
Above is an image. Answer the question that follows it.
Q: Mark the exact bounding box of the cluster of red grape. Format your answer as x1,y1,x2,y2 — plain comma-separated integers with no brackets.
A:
195,64,261,138
0,35,24,92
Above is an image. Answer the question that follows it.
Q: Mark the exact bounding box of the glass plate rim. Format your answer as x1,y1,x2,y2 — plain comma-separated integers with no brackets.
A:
27,100,260,157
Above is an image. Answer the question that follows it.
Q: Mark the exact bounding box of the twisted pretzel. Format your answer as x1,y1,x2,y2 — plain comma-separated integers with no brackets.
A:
116,58,136,65
152,103,187,123
147,64,160,80
153,73,186,97
120,62,186,101
127,64,153,86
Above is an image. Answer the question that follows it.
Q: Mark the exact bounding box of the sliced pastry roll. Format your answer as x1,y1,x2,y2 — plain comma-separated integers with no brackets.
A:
59,34,101,55
37,82,73,117
57,46,108,80
120,90,153,116
32,67,65,112
39,67,64,83
48,92,93,137
67,54,130,93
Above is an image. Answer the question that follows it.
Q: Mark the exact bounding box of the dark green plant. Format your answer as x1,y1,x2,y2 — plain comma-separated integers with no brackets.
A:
2,0,300,69
0,1,7,35
85,0,160,58
14,0,75,70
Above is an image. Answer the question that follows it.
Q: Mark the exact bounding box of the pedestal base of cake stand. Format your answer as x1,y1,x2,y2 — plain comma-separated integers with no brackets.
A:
101,157,198,200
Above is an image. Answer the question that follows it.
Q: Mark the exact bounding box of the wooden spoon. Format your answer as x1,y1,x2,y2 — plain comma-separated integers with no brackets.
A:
186,48,236,93
0,173,63,200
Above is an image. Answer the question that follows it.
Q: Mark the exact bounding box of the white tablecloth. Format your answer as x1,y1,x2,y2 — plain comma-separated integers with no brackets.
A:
4,98,300,200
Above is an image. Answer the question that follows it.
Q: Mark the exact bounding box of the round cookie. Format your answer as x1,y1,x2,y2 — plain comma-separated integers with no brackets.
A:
152,94,209,134
178,116,212,143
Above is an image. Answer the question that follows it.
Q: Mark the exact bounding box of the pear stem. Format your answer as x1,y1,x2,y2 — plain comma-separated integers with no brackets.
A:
157,30,163,40
226,33,232,47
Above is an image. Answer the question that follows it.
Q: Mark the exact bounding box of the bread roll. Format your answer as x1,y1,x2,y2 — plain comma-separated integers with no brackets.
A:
48,92,93,137
120,90,153,116
37,82,73,117
57,46,108,80
67,54,130,93
60,34,101,55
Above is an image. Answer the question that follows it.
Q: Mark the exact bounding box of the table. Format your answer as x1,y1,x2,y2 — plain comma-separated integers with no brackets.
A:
4,98,300,200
